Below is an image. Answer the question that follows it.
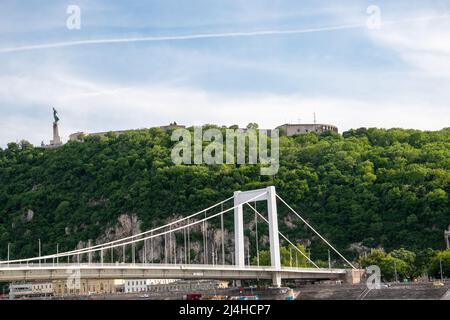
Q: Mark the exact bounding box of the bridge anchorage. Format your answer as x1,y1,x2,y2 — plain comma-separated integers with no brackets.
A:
0,186,363,287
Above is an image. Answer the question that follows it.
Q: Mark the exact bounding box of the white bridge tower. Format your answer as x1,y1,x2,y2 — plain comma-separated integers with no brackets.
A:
234,186,282,286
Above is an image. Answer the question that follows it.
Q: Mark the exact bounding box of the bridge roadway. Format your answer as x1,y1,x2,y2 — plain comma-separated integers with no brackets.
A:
0,263,350,282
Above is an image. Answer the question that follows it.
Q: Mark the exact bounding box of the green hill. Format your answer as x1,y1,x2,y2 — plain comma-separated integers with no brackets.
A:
0,126,449,261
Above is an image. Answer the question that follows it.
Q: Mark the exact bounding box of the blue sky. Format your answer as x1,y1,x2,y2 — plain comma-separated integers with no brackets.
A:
0,0,449,146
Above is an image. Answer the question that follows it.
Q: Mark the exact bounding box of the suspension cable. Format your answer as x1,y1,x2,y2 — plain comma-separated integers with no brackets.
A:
245,203,319,269
1,193,265,265
19,195,235,261
276,194,356,270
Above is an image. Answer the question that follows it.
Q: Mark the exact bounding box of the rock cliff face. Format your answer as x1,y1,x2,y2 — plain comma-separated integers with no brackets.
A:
140,217,237,264
86,214,259,264
25,209,34,222
70,214,143,262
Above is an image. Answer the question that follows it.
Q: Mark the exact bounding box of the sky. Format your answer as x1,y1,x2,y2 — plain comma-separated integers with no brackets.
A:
0,0,450,147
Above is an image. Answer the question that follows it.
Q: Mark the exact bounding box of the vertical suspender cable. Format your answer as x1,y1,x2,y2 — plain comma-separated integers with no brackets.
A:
132,239,135,264
168,226,172,264
144,238,147,264
150,231,153,263
173,229,177,265
276,194,357,269
203,212,207,264
255,201,259,266
290,246,293,267
164,233,168,264
187,218,191,264
205,218,209,265
212,243,215,266
246,202,320,268
184,227,187,264
88,240,92,264
221,203,225,265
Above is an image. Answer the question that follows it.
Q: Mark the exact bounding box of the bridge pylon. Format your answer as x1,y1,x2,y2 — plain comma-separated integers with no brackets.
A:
234,186,281,286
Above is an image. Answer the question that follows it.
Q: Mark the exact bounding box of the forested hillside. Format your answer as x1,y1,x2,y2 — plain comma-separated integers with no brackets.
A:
0,126,449,262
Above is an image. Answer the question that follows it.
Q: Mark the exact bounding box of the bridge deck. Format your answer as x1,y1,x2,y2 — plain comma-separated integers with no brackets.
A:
0,263,348,282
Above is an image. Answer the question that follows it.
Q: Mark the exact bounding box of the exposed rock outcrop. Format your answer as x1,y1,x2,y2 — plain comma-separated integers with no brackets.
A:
26,209,34,222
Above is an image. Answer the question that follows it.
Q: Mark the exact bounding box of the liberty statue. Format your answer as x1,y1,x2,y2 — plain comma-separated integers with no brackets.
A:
53,107,60,123
50,107,62,146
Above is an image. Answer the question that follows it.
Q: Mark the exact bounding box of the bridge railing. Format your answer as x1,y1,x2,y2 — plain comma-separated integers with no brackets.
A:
0,263,347,274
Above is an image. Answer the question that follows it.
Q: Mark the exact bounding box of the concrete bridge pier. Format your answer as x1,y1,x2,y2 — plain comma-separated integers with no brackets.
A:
272,272,282,287
343,269,364,284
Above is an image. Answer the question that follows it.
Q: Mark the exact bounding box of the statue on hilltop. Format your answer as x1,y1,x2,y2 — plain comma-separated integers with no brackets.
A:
53,107,60,123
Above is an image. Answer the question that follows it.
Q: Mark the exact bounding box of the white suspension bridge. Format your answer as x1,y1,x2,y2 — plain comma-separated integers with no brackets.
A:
0,187,362,286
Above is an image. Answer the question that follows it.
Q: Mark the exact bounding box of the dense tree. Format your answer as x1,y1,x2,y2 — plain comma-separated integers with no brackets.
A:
428,249,450,279
359,248,450,281
359,249,411,281
252,245,310,267
0,127,449,265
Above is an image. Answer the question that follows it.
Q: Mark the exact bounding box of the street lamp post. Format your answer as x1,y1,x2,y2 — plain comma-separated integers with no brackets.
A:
328,249,331,269
290,247,293,267
88,240,92,265
394,260,398,283
38,239,41,266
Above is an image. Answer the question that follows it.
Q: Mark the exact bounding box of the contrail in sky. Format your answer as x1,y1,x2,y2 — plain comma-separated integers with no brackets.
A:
0,15,449,53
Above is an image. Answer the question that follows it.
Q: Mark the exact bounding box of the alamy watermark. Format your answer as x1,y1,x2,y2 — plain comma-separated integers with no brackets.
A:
366,265,382,290
66,5,81,30
66,267,81,291
64,4,382,33
171,127,280,176
366,5,382,29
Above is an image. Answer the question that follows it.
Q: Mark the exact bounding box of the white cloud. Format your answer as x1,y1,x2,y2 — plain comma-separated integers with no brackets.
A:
0,71,448,147
369,15,450,78
1,8,450,148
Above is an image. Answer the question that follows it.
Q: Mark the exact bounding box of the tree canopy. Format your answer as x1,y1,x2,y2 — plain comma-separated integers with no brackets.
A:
0,126,449,262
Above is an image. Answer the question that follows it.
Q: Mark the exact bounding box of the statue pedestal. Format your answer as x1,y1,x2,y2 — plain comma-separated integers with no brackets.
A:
49,122,62,147
42,109,63,149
